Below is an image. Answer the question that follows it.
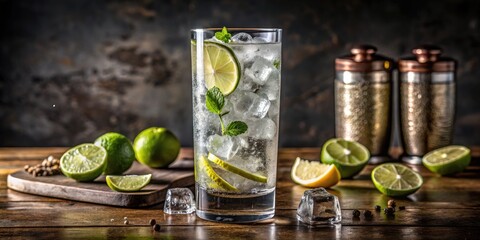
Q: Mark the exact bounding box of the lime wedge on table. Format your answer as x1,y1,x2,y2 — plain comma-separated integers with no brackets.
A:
320,138,370,178
423,146,471,175
371,163,423,197
106,174,152,192
201,41,241,95
198,156,238,191
207,153,267,183
60,144,107,182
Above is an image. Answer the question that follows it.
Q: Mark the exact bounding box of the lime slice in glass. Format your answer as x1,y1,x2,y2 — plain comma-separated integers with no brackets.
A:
199,156,237,191
422,145,471,175
106,174,152,192
320,138,370,178
371,163,423,197
207,153,267,183
202,41,241,95
60,143,107,182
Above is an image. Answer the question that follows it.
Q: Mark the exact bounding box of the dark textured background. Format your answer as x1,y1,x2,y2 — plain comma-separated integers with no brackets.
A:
1,0,479,147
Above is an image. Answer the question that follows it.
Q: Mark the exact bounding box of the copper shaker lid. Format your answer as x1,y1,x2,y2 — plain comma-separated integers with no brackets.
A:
398,45,456,72
335,45,393,72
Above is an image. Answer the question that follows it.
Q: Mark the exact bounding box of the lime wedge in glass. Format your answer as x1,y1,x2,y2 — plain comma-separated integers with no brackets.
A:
60,143,107,182
371,163,423,197
422,145,471,175
207,153,267,183
106,174,152,192
199,156,237,191
202,41,241,95
320,138,370,178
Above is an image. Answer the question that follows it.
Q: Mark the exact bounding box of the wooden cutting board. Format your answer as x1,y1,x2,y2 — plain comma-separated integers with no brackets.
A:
7,159,194,207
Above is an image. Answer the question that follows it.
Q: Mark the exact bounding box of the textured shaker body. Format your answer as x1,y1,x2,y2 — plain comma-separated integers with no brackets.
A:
398,46,456,164
335,45,393,163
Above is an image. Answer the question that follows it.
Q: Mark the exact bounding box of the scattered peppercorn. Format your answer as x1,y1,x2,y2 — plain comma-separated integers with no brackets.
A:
124,220,129,225
149,219,156,226
388,199,396,208
23,155,61,177
124,217,128,220
374,205,381,212
153,224,161,232
384,207,395,216
364,210,373,218
399,206,406,211
352,209,361,218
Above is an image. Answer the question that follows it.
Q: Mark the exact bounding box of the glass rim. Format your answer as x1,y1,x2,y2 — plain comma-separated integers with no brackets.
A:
191,28,282,32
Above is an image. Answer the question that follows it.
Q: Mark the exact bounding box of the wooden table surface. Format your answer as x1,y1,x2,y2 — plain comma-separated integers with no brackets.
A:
1,147,479,239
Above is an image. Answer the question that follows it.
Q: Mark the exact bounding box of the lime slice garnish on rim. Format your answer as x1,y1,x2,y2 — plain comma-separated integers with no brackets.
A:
199,155,237,191
202,41,241,95
207,153,267,183
320,138,370,178
371,163,423,197
422,145,471,175
60,143,107,182
106,174,152,192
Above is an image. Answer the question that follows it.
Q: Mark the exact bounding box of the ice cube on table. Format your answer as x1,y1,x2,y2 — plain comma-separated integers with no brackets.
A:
207,134,240,160
233,91,271,119
245,56,278,86
247,118,277,140
297,188,342,225
164,188,195,214
231,32,253,43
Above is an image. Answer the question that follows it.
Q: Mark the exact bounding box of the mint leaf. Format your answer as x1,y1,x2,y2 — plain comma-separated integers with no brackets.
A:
224,121,248,136
215,27,232,43
206,87,224,114
273,60,280,69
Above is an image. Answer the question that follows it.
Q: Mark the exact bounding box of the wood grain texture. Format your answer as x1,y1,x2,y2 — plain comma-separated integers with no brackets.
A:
7,160,194,207
1,147,479,239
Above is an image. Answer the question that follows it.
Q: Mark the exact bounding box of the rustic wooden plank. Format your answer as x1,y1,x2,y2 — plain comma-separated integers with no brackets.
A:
0,225,479,240
1,201,480,228
6,160,194,207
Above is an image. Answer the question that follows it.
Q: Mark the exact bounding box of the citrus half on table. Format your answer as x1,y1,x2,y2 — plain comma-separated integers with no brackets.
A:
422,145,471,175
371,163,423,197
321,138,370,178
291,157,341,188
60,143,107,182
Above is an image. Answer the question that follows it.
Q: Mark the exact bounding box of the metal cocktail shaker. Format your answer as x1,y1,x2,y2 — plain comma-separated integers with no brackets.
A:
398,46,456,164
335,45,393,164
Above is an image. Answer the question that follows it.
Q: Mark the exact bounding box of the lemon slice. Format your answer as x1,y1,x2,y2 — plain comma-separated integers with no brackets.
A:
106,174,152,192
291,157,341,188
422,145,471,175
60,144,107,182
207,153,267,183
199,156,237,191
202,41,241,95
371,163,423,197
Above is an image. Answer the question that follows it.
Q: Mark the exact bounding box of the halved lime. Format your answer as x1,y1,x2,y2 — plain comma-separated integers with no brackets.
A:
202,41,241,95
371,163,423,197
422,145,471,175
207,153,267,183
198,156,237,191
320,138,370,178
60,144,107,182
106,174,152,192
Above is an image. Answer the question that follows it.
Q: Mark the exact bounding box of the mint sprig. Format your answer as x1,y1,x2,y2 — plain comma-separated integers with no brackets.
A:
215,27,232,43
205,87,248,136
273,60,280,69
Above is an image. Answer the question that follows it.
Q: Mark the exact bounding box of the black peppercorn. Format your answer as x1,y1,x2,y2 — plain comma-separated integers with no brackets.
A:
364,210,373,218
399,206,406,211
153,224,161,232
352,209,361,218
149,219,156,226
388,199,396,208
375,205,381,212
384,207,395,216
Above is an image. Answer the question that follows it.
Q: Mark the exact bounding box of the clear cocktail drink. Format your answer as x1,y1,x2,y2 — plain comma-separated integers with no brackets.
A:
191,28,282,222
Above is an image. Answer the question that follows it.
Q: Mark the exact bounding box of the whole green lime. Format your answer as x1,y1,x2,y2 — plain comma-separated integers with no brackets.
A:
94,132,135,175
133,127,181,168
